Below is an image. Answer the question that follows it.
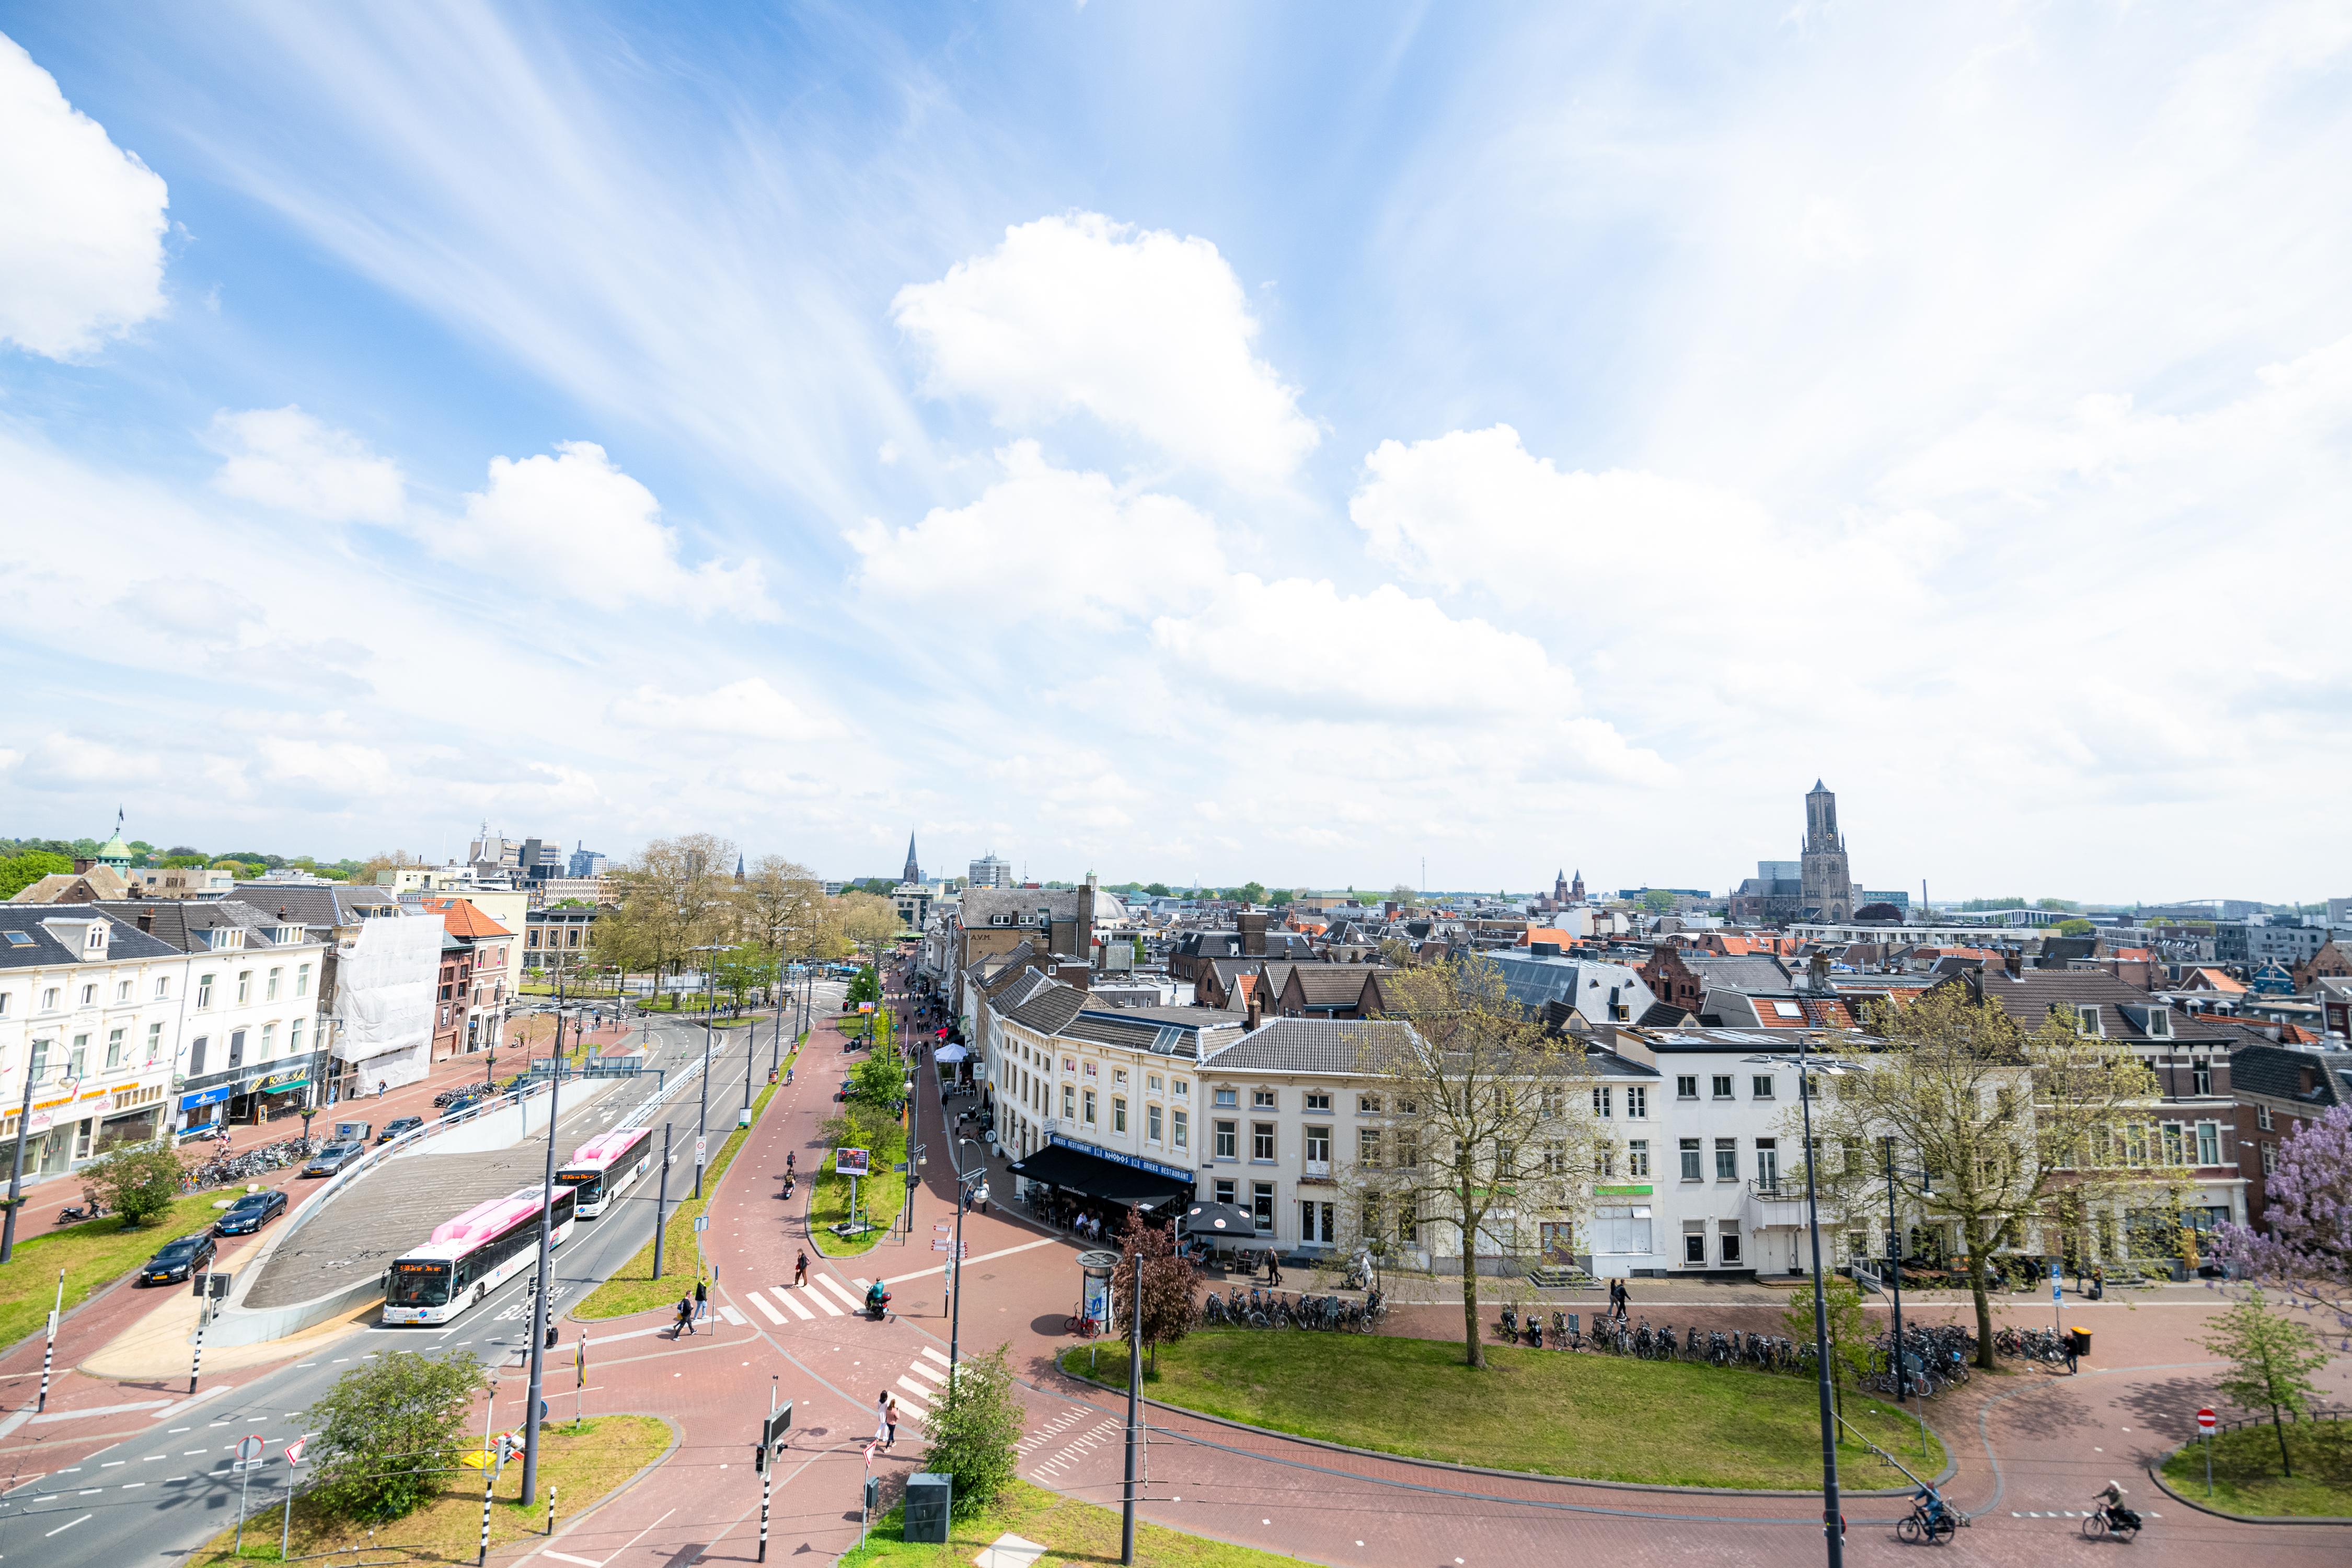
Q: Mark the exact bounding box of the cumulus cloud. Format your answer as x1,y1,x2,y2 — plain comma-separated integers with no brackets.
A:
448,441,773,619
892,213,1319,489
0,34,169,359
256,736,398,798
1152,574,1670,783
844,441,1227,624
209,406,406,523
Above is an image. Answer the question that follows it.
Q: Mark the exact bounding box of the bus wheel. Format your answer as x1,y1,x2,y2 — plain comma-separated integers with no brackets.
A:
474,1285,487,1307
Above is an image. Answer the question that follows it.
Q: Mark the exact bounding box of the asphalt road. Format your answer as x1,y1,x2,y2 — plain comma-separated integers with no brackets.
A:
2,998,826,1567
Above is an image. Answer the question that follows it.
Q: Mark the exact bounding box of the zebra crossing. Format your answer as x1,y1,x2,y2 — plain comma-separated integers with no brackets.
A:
1018,1405,1120,1483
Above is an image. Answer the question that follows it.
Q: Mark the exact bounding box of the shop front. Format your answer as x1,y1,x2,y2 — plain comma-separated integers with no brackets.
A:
1007,1134,1195,1237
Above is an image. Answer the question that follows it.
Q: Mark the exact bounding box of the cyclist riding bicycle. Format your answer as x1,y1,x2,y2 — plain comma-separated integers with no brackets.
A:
2094,1480,2140,1532
1912,1484,1951,1527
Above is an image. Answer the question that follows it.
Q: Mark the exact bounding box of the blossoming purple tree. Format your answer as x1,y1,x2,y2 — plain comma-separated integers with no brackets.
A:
2214,1105,2352,1343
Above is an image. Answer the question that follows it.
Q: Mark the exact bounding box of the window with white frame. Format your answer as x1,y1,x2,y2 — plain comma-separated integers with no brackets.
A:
1252,1088,1276,1108
1173,1078,1189,1098
1711,1074,1734,1099
1061,1085,1076,1119
68,1033,88,1077
2196,1121,2220,1166
1714,1138,1737,1180
154,975,169,999
1679,1138,1701,1181
1358,1093,1382,1113
1625,1086,1647,1119
105,1027,125,1070
237,972,253,1004
1172,1108,1189,1148
1214,1086,1238,1108
145,1021,163,1064
1082,1088,1097,1123
1676,1074,1698,1099
2256,1104,2273,1131
79,983,96,1006
1627,1138,1650,1177
267,967,282,1001
41,986,59,1011
115,980,132,1002
1592,1086,1612,1117
2261,1142,2277,1175
1358,1128,1381,1167
1304,1091,1330,1112
1147,1103,1163,1142
1751,1074,1775,1100
1111,1095,1125,1133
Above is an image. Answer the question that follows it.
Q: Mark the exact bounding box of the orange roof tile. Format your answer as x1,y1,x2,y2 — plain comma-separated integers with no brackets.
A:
421,896,514,939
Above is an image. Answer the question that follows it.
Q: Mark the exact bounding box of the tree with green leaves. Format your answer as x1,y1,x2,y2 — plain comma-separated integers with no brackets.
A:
0,851,71,898
2203,1288,2331,1476
1807,986,2172,1369
79,1142,186,1228
1641,889,1677,915
846,965,882,1007
1782,1272,1873,1415
2054,917,2095,938
711,942,777,1010
920,1342,1024,1517
1143,882,1171,897
1266,887,1296,906
1232,881,1267,905
1351,955,1600,1367
849,1046,907,1111
1108,1208,1201,1370
307,1351,486,1522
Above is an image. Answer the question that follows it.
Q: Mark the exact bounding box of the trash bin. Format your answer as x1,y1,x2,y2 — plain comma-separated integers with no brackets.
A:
2069,1327,2091,1359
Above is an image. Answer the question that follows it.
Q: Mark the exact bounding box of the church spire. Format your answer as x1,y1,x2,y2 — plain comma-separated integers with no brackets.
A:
901,831,921,885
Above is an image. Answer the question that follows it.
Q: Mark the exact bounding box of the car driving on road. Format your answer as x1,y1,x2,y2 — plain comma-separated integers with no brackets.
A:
302,1139,367,1177
213,1189,289,1236
140,1230,218,1285
377,1115,424,1143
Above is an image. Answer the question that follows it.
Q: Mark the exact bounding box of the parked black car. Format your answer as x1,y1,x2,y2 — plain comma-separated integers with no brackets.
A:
377,1116,424,1143
213,1189,289,1236
302,1140,367,1177
140,1231,218,1285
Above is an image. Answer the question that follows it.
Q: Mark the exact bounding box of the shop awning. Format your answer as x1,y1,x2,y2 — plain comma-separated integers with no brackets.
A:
1008,1142,1194,1206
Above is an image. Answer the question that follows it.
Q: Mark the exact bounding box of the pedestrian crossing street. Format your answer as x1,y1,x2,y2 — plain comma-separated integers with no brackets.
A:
738,1271,867,1322
1017,1405,1120,1483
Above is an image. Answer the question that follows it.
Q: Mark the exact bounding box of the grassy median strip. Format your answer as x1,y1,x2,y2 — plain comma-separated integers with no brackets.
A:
572,1055,792,1320
184,1413,669,1564
0,1189,261,1352
840,1479,1316,1568
1064,1330,1947,1490
2160,1421,2352,1516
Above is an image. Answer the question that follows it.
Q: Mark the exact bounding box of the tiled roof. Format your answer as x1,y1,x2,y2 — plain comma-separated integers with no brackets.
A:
1681,954,1795,993
1200,1018,1420,1075
1929,967,2240,1044
2184,967,2247,994
2229,1043,2350,1108
1283,966,1390,1006
420,896,514,939
233,882,400,929
0,904,183,969
1004,982,1087,1037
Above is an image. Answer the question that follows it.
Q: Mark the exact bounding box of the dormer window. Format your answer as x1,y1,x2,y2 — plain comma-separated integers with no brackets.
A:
84,924,106,953
2076,1005,2104,1037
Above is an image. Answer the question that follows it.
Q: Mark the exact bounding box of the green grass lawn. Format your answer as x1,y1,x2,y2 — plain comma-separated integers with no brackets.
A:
1065,1330,1946,1490
0,1190,253,1352
573,1057,791,1319
185,1415,668,1563
810,1164,907,1258
840,1480,1316,1568
2161,1421,2352,1516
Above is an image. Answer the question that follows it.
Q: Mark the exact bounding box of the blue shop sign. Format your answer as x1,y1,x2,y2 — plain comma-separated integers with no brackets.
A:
180,1084,235,1111
1046,1133,1193,1185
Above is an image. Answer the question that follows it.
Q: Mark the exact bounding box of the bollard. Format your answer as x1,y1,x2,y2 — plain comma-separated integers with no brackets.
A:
548,1483,558,1536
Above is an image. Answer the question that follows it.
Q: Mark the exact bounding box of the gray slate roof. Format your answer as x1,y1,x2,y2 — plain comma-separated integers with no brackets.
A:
1200,1018,1419,1075
229,882,400,931
0,904,183,970
94,898,311,954
2229,1042,2350,1108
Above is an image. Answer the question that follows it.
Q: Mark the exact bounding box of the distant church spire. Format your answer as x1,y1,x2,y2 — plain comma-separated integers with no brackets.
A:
901,831,922,885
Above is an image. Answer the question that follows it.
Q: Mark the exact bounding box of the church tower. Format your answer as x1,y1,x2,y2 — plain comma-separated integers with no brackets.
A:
901,831,922,886
1799,780,1851,921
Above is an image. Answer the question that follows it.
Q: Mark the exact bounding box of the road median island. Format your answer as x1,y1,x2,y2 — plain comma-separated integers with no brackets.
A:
2155,1420,2352,1519
842,1478,1316,1568
1060,1329,1948,1491
573,1051,794,1321
181,1412,672,1564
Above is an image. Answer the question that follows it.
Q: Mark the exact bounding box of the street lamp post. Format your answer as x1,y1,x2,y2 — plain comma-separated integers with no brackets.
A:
948,1139,986,1396
1797,1034,1842,1566
2,1059,41,1264
520,1042,564,1505
690,945,722,1197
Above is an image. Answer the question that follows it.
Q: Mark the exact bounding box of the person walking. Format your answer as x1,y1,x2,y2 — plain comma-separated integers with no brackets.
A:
794,1249,810,1288
674,1294,694,1338
1265,1251,1283,1288
874,1392,892,1448
884,1395,900,1449
694,1276,709,1322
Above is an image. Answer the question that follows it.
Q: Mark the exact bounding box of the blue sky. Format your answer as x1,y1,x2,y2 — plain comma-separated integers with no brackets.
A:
3,3,2350,900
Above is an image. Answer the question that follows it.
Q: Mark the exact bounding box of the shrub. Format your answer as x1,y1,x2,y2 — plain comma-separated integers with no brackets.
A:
81,1142,187,1228
307,1351,486,1522
919,1343,1023,1517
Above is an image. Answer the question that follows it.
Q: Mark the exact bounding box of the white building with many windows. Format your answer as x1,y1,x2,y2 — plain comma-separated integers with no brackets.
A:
0,906,191,1178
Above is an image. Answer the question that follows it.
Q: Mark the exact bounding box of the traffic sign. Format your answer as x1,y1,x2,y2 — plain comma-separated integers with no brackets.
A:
696,1136,708,1163
931,1241,966,1255
2197,1406,2217,1432
237,1435,265,1463
694,1215,710,1233
934,1223,953,1232
284,1437,307,1466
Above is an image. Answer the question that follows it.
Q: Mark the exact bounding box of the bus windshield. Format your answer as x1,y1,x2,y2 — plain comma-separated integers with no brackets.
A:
387,1261,452,1307
556,1169,603,1204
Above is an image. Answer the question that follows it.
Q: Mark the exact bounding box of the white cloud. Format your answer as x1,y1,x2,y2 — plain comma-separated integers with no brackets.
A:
209,406,407,523
0,33,169,359
892,213,1319,489
845,441,1227,624
256,736,398,799
1152,574,1670,785
608,678,847,744
449,441,773,619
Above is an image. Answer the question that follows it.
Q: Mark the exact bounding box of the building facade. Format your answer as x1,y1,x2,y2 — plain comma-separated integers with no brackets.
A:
0,907,189,1175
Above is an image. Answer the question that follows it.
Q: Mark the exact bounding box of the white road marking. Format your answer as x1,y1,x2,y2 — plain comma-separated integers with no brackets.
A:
815,1274,864,1312
884,1235,1059,1285
717,1305,746,1325
919,1345,952,1367
45,1513,93,1536
904,1359,944,1385
744,1292,786,1325
771,1286,815,1321
805,1283,846,1317
892,1378,932,1409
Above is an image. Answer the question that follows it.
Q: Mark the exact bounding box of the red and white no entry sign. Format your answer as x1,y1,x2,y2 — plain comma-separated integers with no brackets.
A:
2197,1406,2217,1432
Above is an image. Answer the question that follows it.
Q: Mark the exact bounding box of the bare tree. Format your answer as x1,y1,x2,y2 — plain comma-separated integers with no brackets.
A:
1806,986,2174,1369
1352,956,1601,1367
601,834,736,986
743,855,826,961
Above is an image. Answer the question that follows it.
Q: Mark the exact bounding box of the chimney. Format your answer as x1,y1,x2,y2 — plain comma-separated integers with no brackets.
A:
1246,984,1264,1032
2003,949,2022,978
136,908,153,933
1237,912,1269,958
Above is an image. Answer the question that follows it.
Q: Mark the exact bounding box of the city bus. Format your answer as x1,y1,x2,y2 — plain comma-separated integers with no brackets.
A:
382,1183,578,1324
555,1126,655,1218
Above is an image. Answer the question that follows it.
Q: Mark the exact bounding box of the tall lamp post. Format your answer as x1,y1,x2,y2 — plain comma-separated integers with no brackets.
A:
947,1139,987,1393
689,944,723,1197
520,1032,565,1504
1747,1043,1854,1567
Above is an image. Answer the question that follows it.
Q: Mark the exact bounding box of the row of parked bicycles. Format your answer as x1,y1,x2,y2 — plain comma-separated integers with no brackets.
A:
180,1134,317,1190
1992,1324,2076,1365
1202,1285,1390,1333
433,1075,527,1114
1863,1323,1977,1397
1484,1308,1987,1399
